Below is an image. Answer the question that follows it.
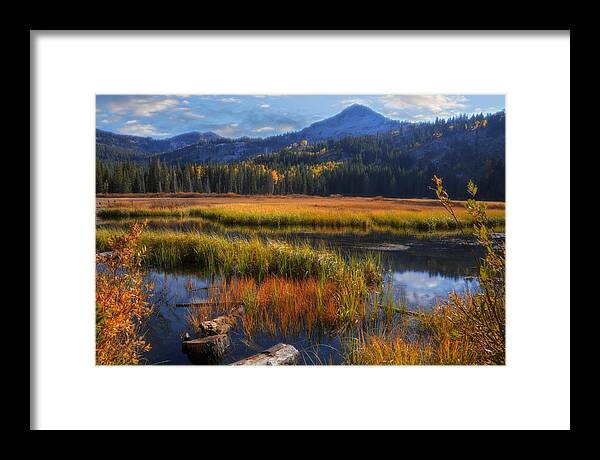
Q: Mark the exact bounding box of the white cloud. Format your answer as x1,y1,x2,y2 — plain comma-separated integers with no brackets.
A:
118,121,169,137
337,98,370,107
379,95,468,113
259,104,271,108
254,126,275,133
106,96,180,117
184,112,205,119
214,123,242,137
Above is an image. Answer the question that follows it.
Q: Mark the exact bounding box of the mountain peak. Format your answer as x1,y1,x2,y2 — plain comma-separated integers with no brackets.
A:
298,104,398,141
339,103,378,115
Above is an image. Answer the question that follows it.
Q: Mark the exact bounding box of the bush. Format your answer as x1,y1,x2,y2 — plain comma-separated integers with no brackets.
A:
96,223,154,365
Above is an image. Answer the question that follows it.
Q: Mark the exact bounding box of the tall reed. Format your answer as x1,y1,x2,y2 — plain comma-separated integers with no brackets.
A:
195,275,366,339
97,228,381,284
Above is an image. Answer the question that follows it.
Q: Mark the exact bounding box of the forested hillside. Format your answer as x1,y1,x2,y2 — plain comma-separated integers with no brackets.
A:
96,129,223,161
96,108,505,200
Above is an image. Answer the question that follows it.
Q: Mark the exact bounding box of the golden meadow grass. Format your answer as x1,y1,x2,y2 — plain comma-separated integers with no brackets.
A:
98,205,505,232
97,195,505,232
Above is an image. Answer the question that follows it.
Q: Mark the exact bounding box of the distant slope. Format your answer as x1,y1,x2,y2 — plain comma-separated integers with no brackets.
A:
153,104,403,163
157,136,294,164
96,129,222,161
96,106,504,172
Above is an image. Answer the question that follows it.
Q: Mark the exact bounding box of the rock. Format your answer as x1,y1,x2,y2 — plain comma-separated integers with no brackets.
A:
200,314,237,336
231,343,300,366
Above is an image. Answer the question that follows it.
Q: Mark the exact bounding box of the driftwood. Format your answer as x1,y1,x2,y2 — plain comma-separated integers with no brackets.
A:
182,334,231,364
176,300,243,308
187,286,221,292
200,315,237,336
231,343,300,366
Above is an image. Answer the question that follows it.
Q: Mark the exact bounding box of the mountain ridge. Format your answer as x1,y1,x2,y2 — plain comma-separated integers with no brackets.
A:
96,129,223,159
96,105,505,166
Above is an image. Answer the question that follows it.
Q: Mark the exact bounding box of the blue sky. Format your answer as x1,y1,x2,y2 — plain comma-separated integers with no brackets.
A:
96,94,505,139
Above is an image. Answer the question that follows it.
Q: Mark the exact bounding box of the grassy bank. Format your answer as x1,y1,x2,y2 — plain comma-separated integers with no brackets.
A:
97,228,381,284
98,205,504,232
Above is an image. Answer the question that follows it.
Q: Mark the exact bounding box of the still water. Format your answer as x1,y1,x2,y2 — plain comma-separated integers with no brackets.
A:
130,225,486,365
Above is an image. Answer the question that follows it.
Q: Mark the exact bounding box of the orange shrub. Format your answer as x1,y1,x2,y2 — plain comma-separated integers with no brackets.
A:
96,223,154,365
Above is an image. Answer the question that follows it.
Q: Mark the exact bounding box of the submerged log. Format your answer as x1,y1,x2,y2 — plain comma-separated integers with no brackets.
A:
187,286,221,292
231,343,300,366
176,300,242,308
182,334,231,364
200,315,237,336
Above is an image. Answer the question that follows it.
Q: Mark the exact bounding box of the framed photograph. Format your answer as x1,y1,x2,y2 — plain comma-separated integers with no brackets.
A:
31,30,570,430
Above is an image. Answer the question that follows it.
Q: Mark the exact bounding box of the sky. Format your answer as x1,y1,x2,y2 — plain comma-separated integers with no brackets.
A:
96,94,505,139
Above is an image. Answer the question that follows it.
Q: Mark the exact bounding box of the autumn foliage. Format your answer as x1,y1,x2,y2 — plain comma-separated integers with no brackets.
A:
96,223,154,365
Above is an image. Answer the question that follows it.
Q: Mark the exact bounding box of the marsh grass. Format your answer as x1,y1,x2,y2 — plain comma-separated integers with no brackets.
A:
98,205,505,232
97,228,381,284
346,302,480,365
192,275,367,339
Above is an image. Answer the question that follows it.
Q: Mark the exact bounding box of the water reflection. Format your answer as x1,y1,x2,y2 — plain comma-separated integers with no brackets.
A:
389,271,478,309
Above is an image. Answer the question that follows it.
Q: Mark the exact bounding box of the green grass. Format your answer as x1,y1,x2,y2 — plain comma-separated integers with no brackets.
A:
96,228,381,283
